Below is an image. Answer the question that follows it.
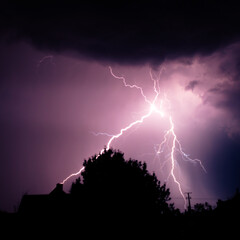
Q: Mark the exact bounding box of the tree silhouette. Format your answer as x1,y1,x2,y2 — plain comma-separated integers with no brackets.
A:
215,188,240,217
192,202,213,216
70,148,176,225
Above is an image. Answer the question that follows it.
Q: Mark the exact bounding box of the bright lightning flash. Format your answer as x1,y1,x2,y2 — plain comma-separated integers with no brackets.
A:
61,67,206,209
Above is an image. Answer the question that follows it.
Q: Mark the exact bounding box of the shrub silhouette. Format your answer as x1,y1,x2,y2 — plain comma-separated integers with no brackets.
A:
70,148,175,224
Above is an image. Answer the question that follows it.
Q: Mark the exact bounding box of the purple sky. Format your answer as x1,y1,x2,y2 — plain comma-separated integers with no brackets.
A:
1,1,240,212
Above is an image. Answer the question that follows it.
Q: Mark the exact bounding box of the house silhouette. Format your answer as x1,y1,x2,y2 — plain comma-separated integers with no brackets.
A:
18,183,72,216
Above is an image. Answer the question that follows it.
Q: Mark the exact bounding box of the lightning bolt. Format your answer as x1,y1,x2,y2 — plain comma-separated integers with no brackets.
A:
61,66,206,209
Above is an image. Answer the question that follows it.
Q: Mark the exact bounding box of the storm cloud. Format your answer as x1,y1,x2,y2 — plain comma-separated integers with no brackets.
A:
1,1,240,65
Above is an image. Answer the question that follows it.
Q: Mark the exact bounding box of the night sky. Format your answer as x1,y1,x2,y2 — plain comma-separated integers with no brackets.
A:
1,1,240,212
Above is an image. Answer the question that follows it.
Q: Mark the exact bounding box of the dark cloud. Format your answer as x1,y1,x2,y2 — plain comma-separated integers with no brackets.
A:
202,43,240,119
219,48,240,82
1,0,240,64
185,80,199,91
202,80,240,136
212,85,240,118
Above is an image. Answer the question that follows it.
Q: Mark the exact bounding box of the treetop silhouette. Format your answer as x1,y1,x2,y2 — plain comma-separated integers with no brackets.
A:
70,148,177,220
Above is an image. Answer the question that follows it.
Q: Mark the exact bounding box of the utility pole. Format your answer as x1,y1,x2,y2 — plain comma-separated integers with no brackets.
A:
185,192,192,213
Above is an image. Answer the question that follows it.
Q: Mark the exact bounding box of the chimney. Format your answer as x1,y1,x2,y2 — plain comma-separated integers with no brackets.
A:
49,183,65,196
56,183,63,192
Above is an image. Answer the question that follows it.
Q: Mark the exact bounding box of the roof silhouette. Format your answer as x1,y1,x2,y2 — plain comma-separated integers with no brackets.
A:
18,183,71,216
